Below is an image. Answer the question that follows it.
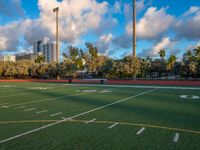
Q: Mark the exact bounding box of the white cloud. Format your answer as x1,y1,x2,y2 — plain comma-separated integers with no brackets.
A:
136,0,145,13
152,37,171,55
0,0,24,17
183,6,200,16
0,19,31,51
114,1,122,13
0,37,8,50
123,3,133,21
136,7,175,40
175,6,200,40
126,21,133,36
100,33,113,43
0,0,110,51
96,33,113,55
37,0,109,42
138,37,173,57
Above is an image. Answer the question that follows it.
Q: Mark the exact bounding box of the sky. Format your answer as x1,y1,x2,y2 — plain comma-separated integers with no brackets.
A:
0,0,200,59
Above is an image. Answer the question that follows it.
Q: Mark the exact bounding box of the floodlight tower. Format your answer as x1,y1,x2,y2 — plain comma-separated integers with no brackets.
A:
53,7,59,62
133,0,136,58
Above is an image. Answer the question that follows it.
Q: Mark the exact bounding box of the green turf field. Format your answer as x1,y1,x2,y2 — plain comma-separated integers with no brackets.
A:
0,82,200,150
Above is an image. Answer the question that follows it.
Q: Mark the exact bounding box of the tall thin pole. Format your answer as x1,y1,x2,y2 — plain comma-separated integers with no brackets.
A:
133,0,136,58
53,7,59,62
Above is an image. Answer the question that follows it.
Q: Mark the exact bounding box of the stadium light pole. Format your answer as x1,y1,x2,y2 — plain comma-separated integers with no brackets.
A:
53,7,59,63
133,0,136,58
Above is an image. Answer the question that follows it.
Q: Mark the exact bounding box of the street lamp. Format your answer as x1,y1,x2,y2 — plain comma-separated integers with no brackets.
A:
53,7,59,63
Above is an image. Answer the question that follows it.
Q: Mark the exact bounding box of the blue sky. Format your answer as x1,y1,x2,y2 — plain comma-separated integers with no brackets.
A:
0,0,200,59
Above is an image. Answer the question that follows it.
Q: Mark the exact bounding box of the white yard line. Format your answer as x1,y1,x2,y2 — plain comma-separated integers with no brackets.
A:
14,106,26,109
24,108,37,112
0,86,80,100
85,118,96,124
173,133,179,142
0,93,32,99
136,127,145,135
36,110,48,114
62,84,200,90
50,112,62,117
61,117,73,121
108,123,118,129
0,106,8,108
8,93,88,108
0,103,8,106
0,88,155,144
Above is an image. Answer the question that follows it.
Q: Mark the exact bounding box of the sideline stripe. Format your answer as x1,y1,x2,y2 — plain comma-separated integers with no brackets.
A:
0,119,200,135
0,103,8,106
0,85,84,99
136,127,145,135
108,123,118,129
8,93,88,108
0,106,8,108
0,89,155,144
85,118,96,124
36,110,48,114
62,84,200,90
14,106,26,109
0,93,32,99
50,112,62,117
173,133,179,142
24,108,36,112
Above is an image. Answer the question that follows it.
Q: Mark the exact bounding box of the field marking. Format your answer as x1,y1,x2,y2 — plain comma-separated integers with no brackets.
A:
85,118,96,124
108,123,118,129
50,112,62,117
0,89,155,144
1,119,200,135
0,103,8,106
0,86,82,100
61,117,74,121
136,127,145,135
24,108,37,112
82,90,96,93
0,93,33,99
36,110,48,114
0,85,15,88
180,95,199,100
99,89,112,93
173,133,179,142
14,106,26,109
27,87,54,90
8,92,88,108
0,106,8,108
62,84,200,90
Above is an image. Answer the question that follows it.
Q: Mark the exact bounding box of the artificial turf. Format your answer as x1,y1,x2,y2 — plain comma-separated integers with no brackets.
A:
0,82,199,150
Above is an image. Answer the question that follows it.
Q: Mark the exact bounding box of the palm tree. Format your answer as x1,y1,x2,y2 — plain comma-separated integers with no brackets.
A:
158,49,166,61
167,55,177,75
188,62,197,77
194,46,200,62
184,50,193,62
193,47,200,77
158,49,166,76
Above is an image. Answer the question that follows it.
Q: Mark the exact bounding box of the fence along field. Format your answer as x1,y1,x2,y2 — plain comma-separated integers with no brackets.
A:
0,82,199,149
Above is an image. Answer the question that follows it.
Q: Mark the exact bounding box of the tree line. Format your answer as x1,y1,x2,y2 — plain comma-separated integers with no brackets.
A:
0,43,200,79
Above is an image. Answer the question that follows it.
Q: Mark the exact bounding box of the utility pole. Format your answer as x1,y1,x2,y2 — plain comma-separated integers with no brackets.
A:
133,0,136,58
53,7,59,62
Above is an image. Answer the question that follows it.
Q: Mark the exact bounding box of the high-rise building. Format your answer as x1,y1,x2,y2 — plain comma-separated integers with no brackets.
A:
33,37,57,63
0,54,16,62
